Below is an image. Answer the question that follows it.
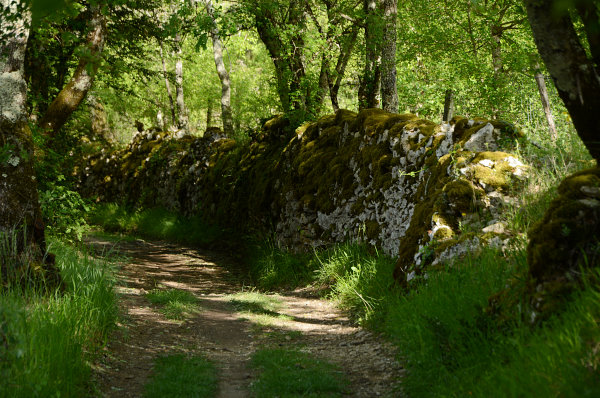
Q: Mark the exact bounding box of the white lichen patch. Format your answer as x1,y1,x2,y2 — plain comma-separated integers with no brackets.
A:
464,123,496,152
7,156,20,167
0,71,28,123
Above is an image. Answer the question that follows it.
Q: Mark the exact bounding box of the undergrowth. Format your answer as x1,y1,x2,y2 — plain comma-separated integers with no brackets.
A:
0,238,118,397
90,203,225,246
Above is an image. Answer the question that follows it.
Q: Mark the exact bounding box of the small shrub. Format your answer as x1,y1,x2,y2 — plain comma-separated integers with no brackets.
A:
40,176,91,242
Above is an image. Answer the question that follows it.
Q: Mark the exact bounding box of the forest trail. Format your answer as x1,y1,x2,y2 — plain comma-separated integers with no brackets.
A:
88,235,403,397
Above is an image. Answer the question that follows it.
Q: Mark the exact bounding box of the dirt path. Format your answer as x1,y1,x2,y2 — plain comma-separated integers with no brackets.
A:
89,236,404,397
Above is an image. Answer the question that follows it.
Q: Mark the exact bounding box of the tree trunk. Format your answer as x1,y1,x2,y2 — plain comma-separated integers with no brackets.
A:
206,99,213,128
39,3,106,137
316,56,330,111
24,30,51,118
381,0,399,113
524,0,600,160
490,24,504,118
174,33,189,132
252,6,310,120
576,2,600,76
329,26,359,112
159,41,176,127
491,26,503,79
203,0,234,135
360,0,382,110
0,0,59,286
534,70,558,140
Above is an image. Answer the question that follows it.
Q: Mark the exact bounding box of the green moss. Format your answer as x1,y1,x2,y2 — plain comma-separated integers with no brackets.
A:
442,179,484,215
490,119,524,138
433,226,454,240
263,115,287,132
316,113,336,129
394,154,455,284
365,220,381,241
472,151,511,163
334,109,358,125
351,199,366,215
213,139,237,153
472,165,509,190
556,167,600,198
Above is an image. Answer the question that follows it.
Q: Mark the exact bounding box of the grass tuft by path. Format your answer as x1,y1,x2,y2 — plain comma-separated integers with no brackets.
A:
144,354,217,398
146,288,200,320
250,348,348,397
227,291,292,327
0,238,118,398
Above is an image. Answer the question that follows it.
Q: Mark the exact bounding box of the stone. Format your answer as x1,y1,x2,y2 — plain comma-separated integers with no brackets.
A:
482,221,506,234
463,123,496,152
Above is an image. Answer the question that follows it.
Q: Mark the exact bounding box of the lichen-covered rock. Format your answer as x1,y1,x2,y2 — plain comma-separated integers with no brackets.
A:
77,110,528,282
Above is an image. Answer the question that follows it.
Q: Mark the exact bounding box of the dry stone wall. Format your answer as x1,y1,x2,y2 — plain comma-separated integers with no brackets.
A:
78,109,528,282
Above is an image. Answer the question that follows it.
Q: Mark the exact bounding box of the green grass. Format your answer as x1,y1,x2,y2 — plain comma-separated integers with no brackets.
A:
246,242,396,324
144,354,217,398
146,288,200,320
90,203,225,246
227,291,292,327
247,242,315,290
245,238,600,397
250,348,348,397
0,238,118,397
383,256,600,397
314,244,397,323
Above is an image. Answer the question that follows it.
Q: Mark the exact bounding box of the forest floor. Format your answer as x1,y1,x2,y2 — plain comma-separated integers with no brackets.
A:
87,235,404,397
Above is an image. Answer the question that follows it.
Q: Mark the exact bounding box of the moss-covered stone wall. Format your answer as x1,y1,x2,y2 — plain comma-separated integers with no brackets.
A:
78,109,527,282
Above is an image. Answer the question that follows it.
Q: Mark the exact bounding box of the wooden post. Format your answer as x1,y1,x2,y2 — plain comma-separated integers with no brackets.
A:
443,89,454,122
534,71,558,140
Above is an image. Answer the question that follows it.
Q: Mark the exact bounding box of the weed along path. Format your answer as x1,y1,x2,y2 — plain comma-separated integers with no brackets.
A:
89,235,403,397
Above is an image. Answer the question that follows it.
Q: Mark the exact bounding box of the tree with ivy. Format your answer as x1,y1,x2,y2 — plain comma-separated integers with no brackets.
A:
0,0,60,286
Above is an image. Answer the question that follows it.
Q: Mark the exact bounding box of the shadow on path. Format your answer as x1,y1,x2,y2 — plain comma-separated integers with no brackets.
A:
88,235,404,398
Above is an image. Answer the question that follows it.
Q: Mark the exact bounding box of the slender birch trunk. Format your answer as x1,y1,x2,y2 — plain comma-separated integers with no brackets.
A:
534,70,557,140
174,33,189,131
203,0,233,135
159,41,176,127
329,26,359,112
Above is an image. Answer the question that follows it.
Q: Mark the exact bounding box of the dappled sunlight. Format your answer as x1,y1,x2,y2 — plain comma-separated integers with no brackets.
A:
86,234,402,397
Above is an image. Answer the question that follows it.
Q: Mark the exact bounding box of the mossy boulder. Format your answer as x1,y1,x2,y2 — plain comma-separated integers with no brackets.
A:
528,167,600,282
526,168,600,313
